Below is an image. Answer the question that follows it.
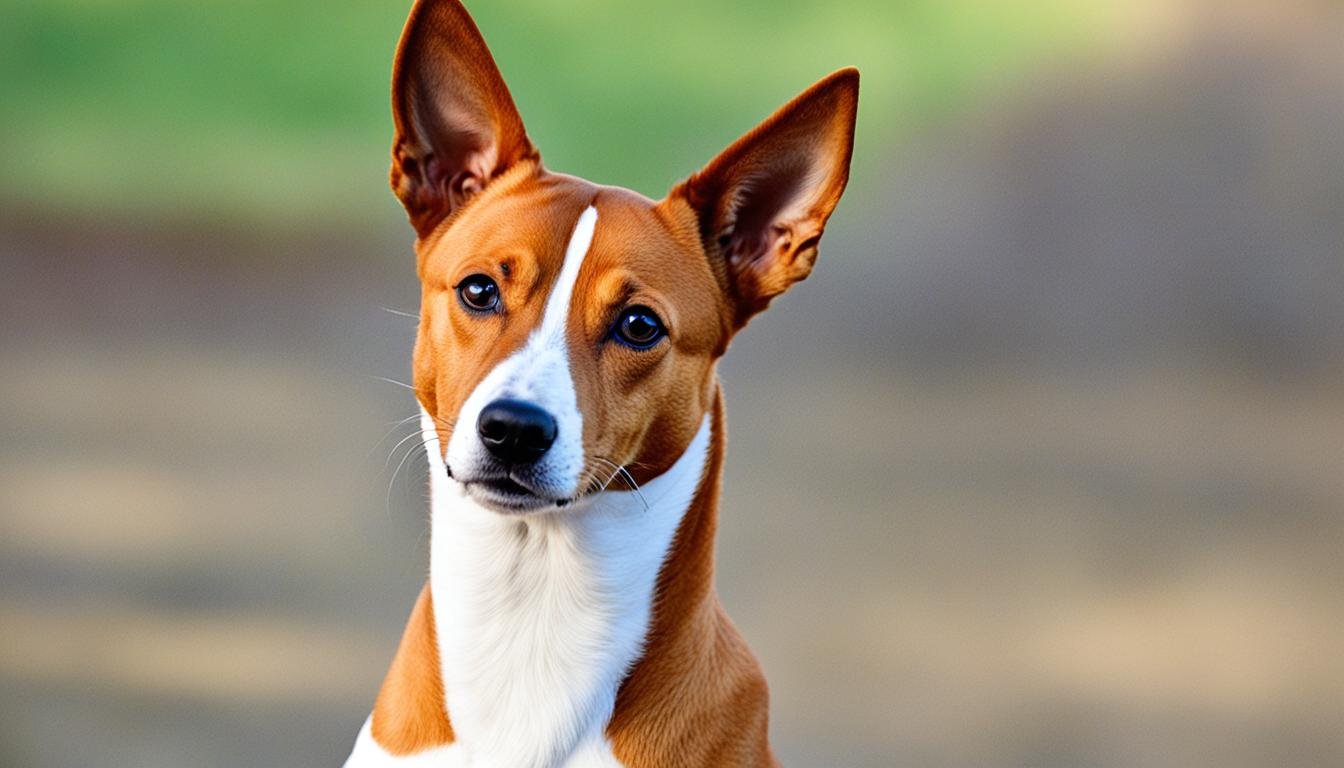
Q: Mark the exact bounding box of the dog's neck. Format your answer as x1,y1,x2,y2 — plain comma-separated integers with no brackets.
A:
421,399,720,767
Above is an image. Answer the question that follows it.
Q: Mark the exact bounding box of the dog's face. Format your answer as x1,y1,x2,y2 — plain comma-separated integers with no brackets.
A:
394,0,857,513
412,176,726,512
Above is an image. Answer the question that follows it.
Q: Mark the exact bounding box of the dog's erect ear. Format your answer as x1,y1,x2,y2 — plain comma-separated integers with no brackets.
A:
671,68,858,329
391,0,538,237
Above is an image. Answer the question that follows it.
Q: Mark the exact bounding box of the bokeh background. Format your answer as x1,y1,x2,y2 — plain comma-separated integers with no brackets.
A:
2,1,1342,766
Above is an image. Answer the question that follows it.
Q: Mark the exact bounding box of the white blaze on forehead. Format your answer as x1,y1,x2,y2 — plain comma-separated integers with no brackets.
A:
539,205,598,342
442,204,599,500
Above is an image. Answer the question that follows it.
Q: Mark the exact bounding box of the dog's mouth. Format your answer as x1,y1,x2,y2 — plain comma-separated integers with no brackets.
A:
461,473,571,513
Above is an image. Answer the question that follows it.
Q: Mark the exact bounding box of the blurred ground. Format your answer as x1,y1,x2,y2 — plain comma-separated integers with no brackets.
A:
3,2,1343,767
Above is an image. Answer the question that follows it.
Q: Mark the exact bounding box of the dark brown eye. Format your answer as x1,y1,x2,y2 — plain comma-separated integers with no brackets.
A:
457,274,499,312
613,306,666,350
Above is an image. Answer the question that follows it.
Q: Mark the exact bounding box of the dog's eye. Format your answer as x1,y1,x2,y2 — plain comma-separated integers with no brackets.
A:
612,306,666,350
457,274,499,312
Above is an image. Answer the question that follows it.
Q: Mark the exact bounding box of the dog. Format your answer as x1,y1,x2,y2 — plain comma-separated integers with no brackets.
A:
345,1,857,765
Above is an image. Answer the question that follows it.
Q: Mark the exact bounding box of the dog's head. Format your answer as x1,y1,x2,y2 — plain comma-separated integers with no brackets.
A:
395,0,857,513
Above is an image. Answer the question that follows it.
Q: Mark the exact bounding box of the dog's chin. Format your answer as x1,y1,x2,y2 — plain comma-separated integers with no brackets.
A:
463,476,572,515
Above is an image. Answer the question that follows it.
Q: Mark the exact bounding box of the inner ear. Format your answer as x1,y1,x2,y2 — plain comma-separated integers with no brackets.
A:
391,0,538,238
720,159,814,262
673,68,859,329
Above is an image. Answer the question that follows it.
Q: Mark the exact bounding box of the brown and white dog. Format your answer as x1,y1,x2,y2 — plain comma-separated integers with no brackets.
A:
345,1,857,766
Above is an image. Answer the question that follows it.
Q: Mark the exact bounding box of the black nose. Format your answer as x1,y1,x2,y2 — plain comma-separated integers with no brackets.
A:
477,399,558,465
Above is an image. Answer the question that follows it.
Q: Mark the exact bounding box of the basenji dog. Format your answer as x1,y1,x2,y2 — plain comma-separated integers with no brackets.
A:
345,1,857,766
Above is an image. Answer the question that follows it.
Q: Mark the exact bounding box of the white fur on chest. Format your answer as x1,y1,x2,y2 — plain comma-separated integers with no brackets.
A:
422,411,711,768
344,717,624,768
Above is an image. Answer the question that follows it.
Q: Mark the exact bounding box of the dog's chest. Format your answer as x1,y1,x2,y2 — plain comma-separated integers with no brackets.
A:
421,414,712,768
431,512,648,768
343,723,625,768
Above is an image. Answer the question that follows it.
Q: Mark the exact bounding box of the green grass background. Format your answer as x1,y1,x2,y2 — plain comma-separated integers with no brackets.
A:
1,0,1106,231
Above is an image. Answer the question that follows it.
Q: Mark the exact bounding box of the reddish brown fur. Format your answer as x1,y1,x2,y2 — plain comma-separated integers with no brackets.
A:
366,1,857,764
675,72,859,329
371,583,454,753
606,389,778,768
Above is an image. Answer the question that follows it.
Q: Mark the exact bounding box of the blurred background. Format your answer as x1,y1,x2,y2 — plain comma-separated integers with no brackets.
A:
2,0,1342,765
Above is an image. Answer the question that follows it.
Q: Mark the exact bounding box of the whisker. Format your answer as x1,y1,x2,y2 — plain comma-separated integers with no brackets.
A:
592,459,624,494
384,429,429,472
411,518,432,559
378,306,421,321
615,468,647,511
370,375,422,393
365,414,423,460
386,438,438,518
617,466,649,511
591,457,625,483
588,456,649,511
